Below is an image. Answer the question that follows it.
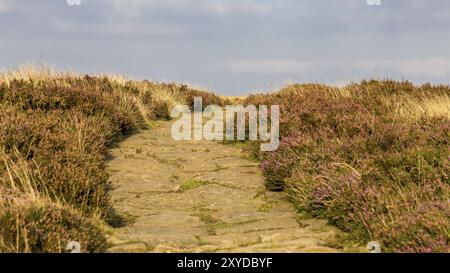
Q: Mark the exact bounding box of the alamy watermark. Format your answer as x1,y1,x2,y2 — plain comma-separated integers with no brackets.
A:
170,97,280,152
66,0,81,6
367,0,382,6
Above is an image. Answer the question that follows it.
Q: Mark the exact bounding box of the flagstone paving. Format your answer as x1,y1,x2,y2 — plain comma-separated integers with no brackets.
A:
107,121,361,253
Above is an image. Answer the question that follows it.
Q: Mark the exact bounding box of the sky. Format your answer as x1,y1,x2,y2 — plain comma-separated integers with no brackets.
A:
0,0,450,95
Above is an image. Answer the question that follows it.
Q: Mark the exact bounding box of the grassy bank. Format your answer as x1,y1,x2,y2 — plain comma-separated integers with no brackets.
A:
0,65,224,253
246,80,449,253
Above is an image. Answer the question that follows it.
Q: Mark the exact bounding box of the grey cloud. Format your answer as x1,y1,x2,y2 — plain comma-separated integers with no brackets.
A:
226,58,450,78
0,0,449,95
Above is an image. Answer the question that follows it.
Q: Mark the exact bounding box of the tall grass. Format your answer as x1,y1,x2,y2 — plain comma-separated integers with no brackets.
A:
0,65,223,253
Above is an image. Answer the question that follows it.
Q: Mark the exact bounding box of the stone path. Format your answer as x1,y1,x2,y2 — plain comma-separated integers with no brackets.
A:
107,121,350,253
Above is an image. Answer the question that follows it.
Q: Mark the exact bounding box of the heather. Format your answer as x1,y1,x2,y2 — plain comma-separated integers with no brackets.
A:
0,65,220,252
247,80,450,252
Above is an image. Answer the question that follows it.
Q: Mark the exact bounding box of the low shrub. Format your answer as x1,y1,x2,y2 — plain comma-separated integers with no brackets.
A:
253,80,450,252
0,65,224,252
0,190,107,253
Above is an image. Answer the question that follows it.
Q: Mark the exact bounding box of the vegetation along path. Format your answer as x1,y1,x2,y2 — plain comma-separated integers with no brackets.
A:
107,121,353,253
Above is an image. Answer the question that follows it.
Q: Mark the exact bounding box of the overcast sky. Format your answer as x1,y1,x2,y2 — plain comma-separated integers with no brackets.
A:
1,0,450,95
